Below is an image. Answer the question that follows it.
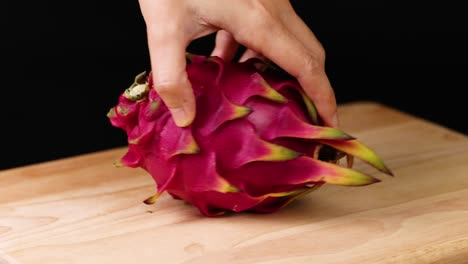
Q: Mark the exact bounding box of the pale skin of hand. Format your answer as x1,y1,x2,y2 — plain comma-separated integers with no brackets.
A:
138,0,338,128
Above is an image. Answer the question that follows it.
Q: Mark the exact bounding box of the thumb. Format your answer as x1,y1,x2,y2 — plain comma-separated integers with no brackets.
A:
147,30,196,127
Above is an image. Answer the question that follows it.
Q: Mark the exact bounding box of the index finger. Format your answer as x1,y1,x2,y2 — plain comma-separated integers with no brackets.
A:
225,12,338,127
145,24,196,127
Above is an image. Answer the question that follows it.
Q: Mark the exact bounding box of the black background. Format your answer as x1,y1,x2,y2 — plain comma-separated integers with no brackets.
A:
3,1,467,170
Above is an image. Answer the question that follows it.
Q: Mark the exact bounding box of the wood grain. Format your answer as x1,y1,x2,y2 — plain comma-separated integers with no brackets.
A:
1,101,467,264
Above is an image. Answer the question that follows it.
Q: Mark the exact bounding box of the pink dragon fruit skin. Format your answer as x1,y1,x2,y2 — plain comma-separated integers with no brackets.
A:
108,54,393,216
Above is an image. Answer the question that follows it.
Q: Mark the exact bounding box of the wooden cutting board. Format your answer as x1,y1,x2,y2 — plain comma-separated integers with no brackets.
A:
1,101,467,264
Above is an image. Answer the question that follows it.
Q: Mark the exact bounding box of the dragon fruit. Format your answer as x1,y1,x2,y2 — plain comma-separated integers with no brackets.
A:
107,54,393,216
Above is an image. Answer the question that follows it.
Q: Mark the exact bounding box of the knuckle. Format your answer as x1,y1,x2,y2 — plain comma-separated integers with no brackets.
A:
303,54,323,75
153,84,182,108
236,9,276,49
153,81,178,96
242,1,276,30
252,7,275,30
153,78,190,108
315,45,326,61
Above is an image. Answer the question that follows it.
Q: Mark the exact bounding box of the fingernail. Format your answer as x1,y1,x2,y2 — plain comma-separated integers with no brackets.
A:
331,113,339,128
171,107,191,127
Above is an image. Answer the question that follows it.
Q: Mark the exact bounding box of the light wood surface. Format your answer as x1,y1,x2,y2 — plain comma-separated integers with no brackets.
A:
1,101,467,264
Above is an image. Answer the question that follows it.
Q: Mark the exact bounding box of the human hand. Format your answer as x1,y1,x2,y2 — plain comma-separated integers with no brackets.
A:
138,0,338,127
